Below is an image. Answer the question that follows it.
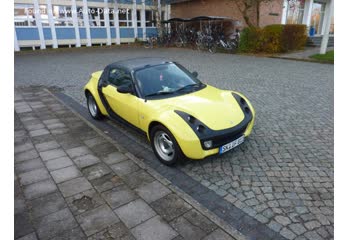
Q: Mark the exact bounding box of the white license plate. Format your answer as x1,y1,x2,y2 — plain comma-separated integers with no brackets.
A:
219,135,245,154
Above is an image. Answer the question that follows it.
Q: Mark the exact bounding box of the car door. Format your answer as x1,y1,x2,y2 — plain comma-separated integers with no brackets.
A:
101,67,140,128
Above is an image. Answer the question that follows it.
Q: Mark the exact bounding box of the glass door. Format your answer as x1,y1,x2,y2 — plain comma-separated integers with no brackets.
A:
311,1,326,35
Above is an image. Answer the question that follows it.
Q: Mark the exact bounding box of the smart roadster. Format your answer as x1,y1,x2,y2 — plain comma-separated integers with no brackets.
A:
84,58,255,165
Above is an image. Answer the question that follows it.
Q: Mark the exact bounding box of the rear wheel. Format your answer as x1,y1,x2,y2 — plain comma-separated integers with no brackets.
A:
150,125,185,166
86,92,103,120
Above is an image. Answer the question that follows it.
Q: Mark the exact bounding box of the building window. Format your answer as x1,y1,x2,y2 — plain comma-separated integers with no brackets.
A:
53,5,73,26
145,10,156,27
77,7,84,26
14,4,36,26
286,0,305,24
137,10,141,27
119,8,133,27
109,8,115,26
88,8,105,27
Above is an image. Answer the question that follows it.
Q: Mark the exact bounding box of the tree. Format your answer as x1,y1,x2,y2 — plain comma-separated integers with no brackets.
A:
230,0,275,28
148,0,165,38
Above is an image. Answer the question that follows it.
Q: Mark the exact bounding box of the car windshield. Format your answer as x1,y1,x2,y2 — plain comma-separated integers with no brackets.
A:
134,63,204,98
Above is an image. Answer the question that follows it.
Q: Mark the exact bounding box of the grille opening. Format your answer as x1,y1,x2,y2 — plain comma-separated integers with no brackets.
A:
244,107,250,114
240,97,246,105
187,115,196,124
196,125,205,133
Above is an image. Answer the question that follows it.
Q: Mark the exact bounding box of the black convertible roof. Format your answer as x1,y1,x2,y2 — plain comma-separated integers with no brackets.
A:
109,57,170,71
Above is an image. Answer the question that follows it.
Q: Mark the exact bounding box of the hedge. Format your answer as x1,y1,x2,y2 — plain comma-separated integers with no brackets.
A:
238,24,307,53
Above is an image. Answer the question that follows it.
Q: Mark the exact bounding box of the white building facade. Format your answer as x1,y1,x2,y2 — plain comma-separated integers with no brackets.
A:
14,0,171,51
281,0,334,36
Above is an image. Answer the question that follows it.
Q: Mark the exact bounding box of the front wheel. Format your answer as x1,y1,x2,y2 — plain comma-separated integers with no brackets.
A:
150,125,185,166
86,92,103,120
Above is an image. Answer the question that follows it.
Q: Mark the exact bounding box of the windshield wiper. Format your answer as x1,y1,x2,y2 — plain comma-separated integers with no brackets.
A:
174,83,202,93
144,91,175,98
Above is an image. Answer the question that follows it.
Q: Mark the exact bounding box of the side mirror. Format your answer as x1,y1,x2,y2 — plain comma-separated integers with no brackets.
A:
117,84,133,94
192,71,198,78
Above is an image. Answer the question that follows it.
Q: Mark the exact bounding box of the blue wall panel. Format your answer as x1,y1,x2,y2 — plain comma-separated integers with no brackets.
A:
91,28,107,39
146,28,158,37
15,28,40,41
137,28,143,38
120,28,134,38
43,28,52,40
56,28,76,39
110,28,116,39
79,28,87,39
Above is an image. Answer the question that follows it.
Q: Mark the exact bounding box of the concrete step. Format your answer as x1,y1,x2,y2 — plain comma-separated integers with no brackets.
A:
306,36,334,47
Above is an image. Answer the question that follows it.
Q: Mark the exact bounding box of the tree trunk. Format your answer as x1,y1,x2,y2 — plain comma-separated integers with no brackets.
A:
256,1,260,27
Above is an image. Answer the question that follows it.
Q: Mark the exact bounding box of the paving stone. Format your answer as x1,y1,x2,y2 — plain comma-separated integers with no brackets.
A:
66,189,105,216
15,142,34,154
15,158,44,174
267,220,283,233
58,177,92,197
29,192,66,219
15,197,26,215
49,227,86,240
34,208,78,240
102,151,129,165
170,216,206,240
84,137,107,148
45,156,74,171
71,154,100,169
183,209,217,234
305,220,321,230
115,199,157,228
121,170,155,189
91,173,124,193
51,165,82,184
87,222,134,240
130,216,178,240
150,194,192,222
280,227,297,240
66,146,92,158
77,204,120,236
202,229,234,240
46,123,66,130
39,149,67,161
15,149,39,163
135,181,171,203
16,232,38,240
18,168,50,186
110,161,140,177
102,185,138,209
15,212,34,239
81,163,111,180
289,223,307,235
90,142,118,157
275,215,292,226
29,129,50,137
25,123,45,131
305,230,323,240
23,179,57,200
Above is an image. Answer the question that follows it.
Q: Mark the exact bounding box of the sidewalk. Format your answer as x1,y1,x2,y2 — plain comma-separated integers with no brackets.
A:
276,47,334,61
14,86,235,240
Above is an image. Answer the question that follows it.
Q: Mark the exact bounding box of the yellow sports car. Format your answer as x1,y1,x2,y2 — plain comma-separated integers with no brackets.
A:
84,58,255,165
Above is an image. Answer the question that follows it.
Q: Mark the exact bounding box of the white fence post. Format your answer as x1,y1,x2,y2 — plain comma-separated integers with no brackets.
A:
83,0,92,46
320,0,334,54
114,0,121,45
72,0,81,47
104,0,111,45
141,0,146,41
46,0,58,48
33,0,46,49
14,29,20,52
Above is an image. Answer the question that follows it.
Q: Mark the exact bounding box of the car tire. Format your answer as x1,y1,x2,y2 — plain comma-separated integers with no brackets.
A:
150,125,185,166
86,92,103,120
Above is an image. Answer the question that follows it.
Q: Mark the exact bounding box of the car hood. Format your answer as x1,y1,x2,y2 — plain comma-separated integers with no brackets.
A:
152,85,245,131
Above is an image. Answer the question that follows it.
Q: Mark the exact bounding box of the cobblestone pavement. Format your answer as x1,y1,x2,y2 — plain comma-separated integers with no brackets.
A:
15,47,334,239
15,86,237,240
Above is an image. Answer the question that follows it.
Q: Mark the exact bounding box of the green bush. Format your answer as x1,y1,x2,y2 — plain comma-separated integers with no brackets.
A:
281,24,308,52
238,27,262,53
238,24,307,53
260,24,284,53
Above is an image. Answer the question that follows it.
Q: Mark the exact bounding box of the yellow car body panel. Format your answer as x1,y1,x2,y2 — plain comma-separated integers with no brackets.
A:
84,70,255,160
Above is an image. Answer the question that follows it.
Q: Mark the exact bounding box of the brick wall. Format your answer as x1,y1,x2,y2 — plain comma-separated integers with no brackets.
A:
170,0,283,27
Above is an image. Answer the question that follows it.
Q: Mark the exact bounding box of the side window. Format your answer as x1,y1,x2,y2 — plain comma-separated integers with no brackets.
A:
108,68,132,87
